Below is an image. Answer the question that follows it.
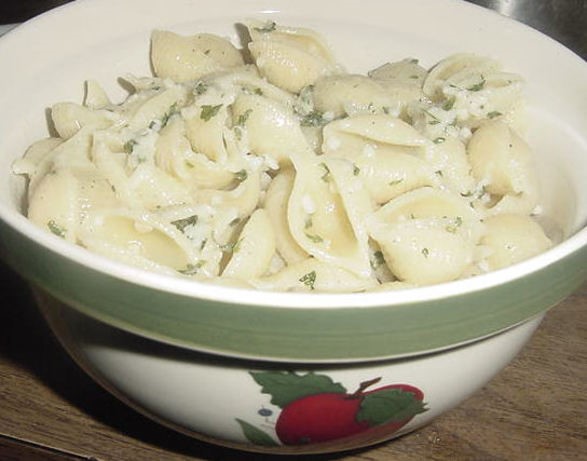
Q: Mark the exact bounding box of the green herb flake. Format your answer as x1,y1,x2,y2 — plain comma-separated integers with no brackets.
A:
172,215,198,232
178,260,206,275
194,81,208,95
123,139,137,154
161,102,179,127
370,250,385,270
467,76,486,92
47,220,66,238
424,109,442,125
254,21,277,33
236,109,253,127
319,162,331,182
433,137,446,144
200,104,223,121
234,169,248,183
421,247,430,258
305,233,323,243
300,110,326,127
461,185,487,199
299,270,317,290
353,164,361,176
442,97,456,111
389,178,404,187
446,216,463,233
487,111,503,119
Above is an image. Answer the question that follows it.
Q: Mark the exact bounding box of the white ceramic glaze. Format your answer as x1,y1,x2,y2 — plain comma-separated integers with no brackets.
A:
39,290,543,454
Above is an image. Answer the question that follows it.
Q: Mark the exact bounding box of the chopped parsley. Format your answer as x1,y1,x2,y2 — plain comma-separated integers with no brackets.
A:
319,162,331,182
461,185,487,199
423,109,442,125
299,270,317,290
370,250,385,270
254,21,277,33
123,139,137,154
389,178,404,187
442,97,456,111
161,102,179,127
487,111,503,119
305,233,323,243
433,137,446,144
446,216,463,233
194,81,208,95
421,247,430,258
178,260,206,275
235,108,252,127
234,169,248,183
242,87,264,96
47,220,66,238
353,164,361,176
172,215,198,232
300,110,327,127
467,76,486,92
200,104,223,121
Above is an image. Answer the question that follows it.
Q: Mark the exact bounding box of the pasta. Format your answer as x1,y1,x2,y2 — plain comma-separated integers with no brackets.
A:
14,20,555,293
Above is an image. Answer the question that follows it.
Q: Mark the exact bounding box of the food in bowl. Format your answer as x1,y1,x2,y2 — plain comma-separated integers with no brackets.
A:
1,0,586,453
13,20,553,292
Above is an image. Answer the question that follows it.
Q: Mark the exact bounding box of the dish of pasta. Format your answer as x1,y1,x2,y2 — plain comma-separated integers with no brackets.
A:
13,21,554,292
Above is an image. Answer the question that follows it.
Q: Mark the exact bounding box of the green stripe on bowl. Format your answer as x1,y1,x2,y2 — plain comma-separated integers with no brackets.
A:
1,218,585,362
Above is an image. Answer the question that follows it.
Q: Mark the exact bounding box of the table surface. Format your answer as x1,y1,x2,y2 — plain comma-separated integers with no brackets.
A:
1,1,586,460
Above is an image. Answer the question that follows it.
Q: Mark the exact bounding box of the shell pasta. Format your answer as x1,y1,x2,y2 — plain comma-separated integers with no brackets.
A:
14,21,553,292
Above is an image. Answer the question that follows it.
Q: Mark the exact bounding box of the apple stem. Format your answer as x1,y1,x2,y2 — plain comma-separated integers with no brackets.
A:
349,377,382,398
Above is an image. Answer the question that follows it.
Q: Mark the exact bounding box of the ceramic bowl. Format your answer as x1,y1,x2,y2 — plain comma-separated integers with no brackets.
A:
0,0,586,454
38,289,544,454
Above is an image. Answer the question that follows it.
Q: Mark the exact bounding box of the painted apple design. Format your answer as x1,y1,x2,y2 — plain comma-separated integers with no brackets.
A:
237,372,427,448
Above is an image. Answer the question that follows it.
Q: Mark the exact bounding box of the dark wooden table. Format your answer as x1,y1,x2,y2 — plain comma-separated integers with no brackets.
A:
1,1,586,460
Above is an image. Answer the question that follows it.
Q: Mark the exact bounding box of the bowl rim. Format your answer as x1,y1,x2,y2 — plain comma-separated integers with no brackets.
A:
0,0,586,311
2,205,586,310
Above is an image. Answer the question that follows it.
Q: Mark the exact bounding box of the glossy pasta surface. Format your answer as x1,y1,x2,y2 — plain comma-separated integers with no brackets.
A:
14,21,554,293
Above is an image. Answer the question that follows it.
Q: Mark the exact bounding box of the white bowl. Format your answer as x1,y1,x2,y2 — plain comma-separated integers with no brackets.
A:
39,289,543,454
0,0,585,454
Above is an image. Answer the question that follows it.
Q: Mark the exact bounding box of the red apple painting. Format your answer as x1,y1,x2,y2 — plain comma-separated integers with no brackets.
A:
236,371,427,449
